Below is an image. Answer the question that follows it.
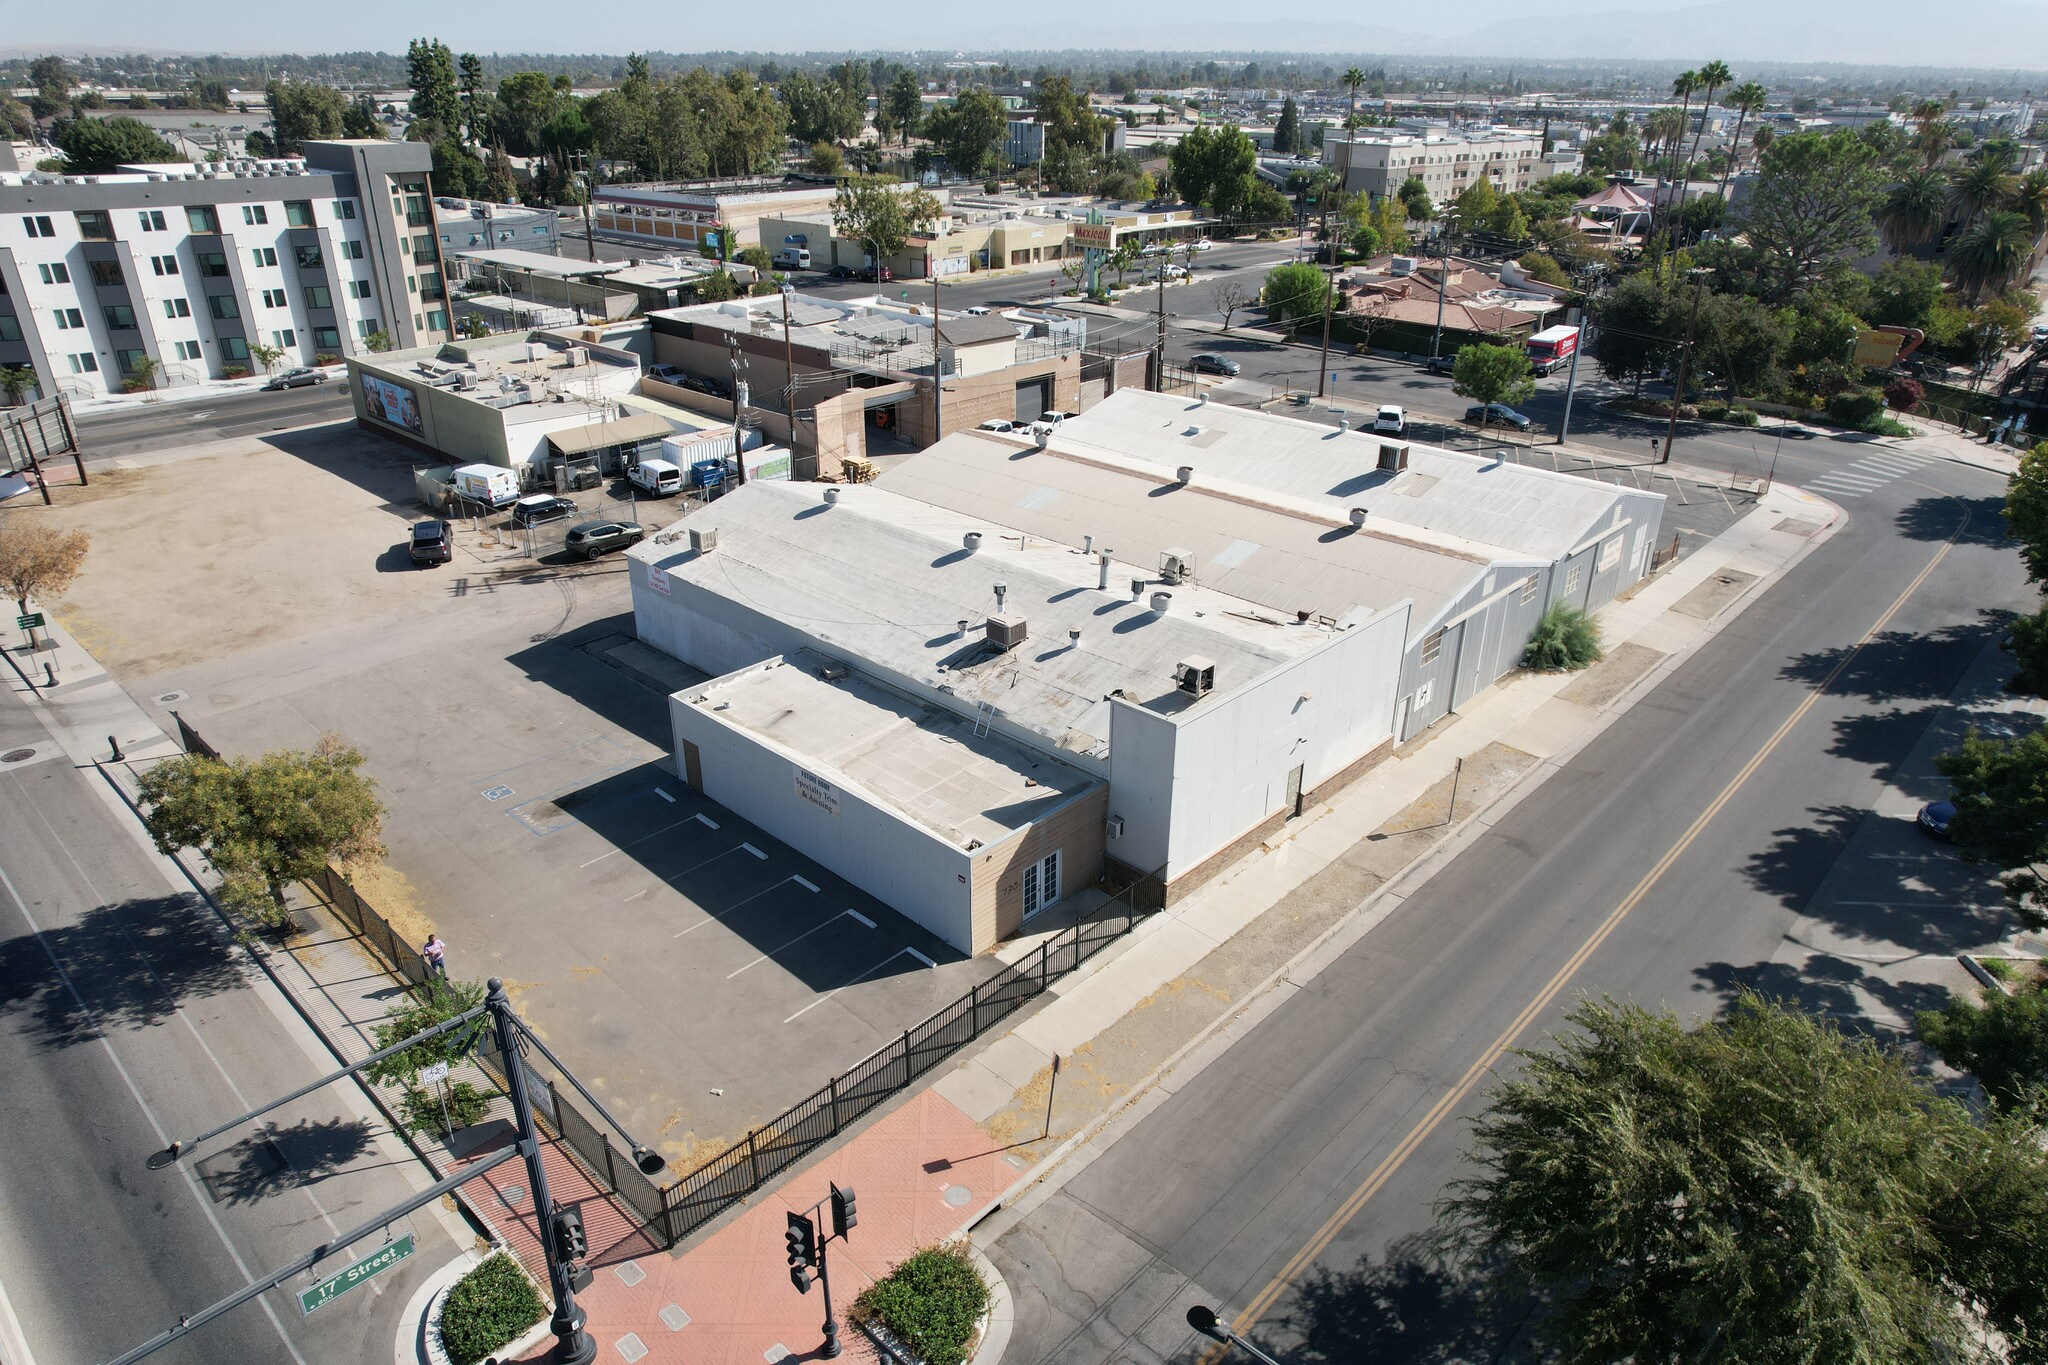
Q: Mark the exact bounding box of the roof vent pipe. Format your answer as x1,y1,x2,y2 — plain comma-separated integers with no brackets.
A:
1083,534,1094,554
1131,577,1145,599
994,582,1007,612
823,486,841,505
1149,590,1173,613
1035,426,1049,449
1098,550,1112,591
1068,626,1082,646
1349,507,1368,528
963,531,983,553
1197,391,1209,406
1176,464,1194,485
957,618,970,636
1336,415,1349,432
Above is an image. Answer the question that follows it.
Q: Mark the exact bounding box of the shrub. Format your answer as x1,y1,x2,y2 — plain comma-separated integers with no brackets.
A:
439,1253,545,1365
1866,415,1914,437
398,1080,492,1137
221,365,248,379
852,1244,989,1365
1885,376,1925,412
1728,406,1760,426
1523,603,1603,671
1826,388,1885,429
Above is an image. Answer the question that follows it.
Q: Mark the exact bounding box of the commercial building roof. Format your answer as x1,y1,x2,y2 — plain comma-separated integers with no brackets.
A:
682,652,1098,849
935,315,1024,346
1048,391,1652,563
456,248,618,277
880,433,1491,631
632,480,1352,758
546,412,674,455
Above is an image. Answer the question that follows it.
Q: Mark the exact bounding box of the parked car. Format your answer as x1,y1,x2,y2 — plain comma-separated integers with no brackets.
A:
408,519,452,566
680,374,734,400
1464,403,1533,431
647,364,688,385
628,458,684,496
2033,324,2048,346
828,264,857,279
1423,355,1456,376
977,419,1019,433
262,366,327,391
1189,353,1241,376
857,264,893,283
1917,799,1956,840
510,494,576,528
1373,405,1406,435
1158,263,1189,280
964,306,993,316
564,520,646,559
1191,239,1213,251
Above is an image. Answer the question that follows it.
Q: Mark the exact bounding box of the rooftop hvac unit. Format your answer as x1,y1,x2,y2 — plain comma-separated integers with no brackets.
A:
985,615,1029,651
689,526,718,553
1389,255,1417,275
1159,548,1195,584
527,341,547,361
1106,815,1126,840
1175,656,1216,697
1378,442,1410,474
817,660,849,680
455,371,478,390
565,346,588,367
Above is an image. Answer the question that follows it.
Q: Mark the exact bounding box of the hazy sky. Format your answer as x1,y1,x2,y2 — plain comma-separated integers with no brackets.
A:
18,0,2048,67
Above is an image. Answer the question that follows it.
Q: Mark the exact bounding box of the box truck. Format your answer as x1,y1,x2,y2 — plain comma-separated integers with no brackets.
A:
452,463,520,508
1525,325,1581,376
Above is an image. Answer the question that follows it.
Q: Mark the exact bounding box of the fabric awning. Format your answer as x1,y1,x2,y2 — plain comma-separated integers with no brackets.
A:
546,413,674,456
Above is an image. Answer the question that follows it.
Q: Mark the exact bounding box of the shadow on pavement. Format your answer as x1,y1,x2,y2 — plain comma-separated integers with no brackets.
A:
1777,621,1994,704
0,892,244,1051
1269,1234,1536,1365
1692,954,1952,1043
196,1116,378,1206
1893,493,2011,547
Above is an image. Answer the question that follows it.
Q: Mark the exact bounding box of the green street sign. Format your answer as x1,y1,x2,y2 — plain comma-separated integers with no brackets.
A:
297,1235,414,1315
16,613,43,631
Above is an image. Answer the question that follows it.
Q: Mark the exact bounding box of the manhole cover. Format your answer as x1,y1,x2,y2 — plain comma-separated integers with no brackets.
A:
943,1184,972,1207
1,749,34,763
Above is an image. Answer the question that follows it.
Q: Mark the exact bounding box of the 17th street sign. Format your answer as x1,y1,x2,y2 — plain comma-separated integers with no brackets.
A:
297,1235,415,1315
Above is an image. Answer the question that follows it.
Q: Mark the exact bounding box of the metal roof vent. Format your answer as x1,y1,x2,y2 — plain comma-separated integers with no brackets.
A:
1149,590,1174,613
1175,464,1194,485
993,582,1007,612
1160,548,1194,583
963,531,983,553
986,615,1028,650
823,486,842,505
1175,656,1216,697
1349,507,1367,529
1196,391,1209,406
1336,415,1349,431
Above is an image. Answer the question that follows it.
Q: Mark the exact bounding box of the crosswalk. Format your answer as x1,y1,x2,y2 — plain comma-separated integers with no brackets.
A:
1801,448,1938,500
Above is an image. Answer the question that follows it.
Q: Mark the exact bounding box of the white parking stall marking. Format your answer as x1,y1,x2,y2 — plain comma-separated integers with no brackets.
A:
784,946,936,1023
662,843,747,883
654,788,676,804
905,948,938,968
726,909,861,979
742,842,768,859
579,814,705,867
792,875,819,893
674,877,798,937
694,813,719,830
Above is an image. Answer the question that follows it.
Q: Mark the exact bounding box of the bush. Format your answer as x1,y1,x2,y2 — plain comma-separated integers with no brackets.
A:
852,1244,989,1365
1523,603,1603,671
1885,376,1925,412
1866,416,1914,437
439,1253,545,1365
398,1080,492,1137
221,365,248,378
1826,388,1886,429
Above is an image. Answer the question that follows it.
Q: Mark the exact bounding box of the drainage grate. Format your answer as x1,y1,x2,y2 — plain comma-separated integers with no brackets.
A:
1,749,34,763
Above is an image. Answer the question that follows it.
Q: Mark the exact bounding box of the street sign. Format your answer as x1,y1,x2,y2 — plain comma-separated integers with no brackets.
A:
419,1061,450,1085
16,613,43,631
297,1235,414,1315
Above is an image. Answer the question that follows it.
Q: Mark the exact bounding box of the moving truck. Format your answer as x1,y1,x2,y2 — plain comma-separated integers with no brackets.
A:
1526,325,1581,376
452,463,520,508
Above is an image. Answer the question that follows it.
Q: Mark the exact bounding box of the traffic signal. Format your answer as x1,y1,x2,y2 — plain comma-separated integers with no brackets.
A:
830,1183,857,1238
551,1206,587,1263
786,1211,817,1293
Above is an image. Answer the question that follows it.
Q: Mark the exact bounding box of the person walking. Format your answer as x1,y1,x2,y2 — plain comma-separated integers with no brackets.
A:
421,934,447,980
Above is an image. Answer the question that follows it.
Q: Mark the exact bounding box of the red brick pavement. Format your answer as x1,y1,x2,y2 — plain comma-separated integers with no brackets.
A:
459,1089,1028,1365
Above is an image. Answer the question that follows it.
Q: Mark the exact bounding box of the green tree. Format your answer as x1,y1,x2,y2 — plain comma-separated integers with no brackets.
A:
1717,81,1768,199
406,38,460,131
780,71,863,147
341,95,381,140
1695,291,1789,399
808,140,847,176
1935,723,2048,928
1950,151,2020,225
1261,261,1329,328
1739,129,1884,301
1168,124,1257,218
457,52,490,143
363,977,488,1089
832,175,941,268
1516,252,1569,286
2007,168,2048,239
1397,175,1435,222
1341,66,1366,129
1681,59,1732,191
1371,196,1411,254
1949,210,2034,301
27,55,71,97
1523,603,1602,669
1452,343,1536,435
263,79,348,155
1919,978,2048,1109
923,87,1005,178
136,738,386,927
693,270,740,303
53,116,176,172
1272,96,1300,155
493,71,561,156
885,69,922,147
1877,168,1949,253
1865,259,1946,330
1447,994,2048,1364
1453,175,1498,226
249,341,283,376
0,366,37,405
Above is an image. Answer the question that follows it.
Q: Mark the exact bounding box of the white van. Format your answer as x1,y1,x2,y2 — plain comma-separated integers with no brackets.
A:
629,458,684,496
772,246,811,270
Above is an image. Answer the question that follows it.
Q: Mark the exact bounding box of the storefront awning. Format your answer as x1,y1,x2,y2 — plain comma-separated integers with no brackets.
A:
546,413,674,456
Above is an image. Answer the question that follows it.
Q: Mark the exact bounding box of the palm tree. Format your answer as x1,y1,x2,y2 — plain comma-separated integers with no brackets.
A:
1948,209,2034,300
1910,99,1949,166
1950,154,2020,224
1685,60,1732,176
1656,70,1698,241
1716,81,1768,200
1343,66,1366,129
1878,168,1949,252
2008,168,2048,240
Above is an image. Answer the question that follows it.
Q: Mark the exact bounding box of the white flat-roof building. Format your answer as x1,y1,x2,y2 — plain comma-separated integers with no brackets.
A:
1323,126,1550,204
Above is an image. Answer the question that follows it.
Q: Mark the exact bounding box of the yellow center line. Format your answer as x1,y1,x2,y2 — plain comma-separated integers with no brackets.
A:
1210,500,1968,1355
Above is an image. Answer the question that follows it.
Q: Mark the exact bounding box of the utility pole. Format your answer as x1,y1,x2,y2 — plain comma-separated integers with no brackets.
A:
1317,265,1334,399
1557,315,1585,445
1153,252,1168,391
728,334,748,485
1429,211,1458,367
1660,270,1706,465
932,271,944,437
780,285,800,458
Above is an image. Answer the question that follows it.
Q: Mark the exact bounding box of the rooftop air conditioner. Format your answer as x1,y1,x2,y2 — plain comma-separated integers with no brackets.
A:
1175,656,1216,697
1378,442,1410,474
817,660,849,680
1389,256,1417,275
565,346,588,367
1159,548,1195,584
985,615,1028,651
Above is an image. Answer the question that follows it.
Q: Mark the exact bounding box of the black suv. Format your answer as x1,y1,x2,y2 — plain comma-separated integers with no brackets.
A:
408,519,452,566
564,520,646,559
511,494,576,528
680,374,734,400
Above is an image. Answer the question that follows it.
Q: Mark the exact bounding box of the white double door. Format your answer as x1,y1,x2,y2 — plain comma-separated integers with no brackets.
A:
1021,849,1062,920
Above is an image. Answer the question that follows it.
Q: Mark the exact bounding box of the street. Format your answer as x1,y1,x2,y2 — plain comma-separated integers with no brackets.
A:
0,678,465,1365
985,432,2031,1360
71,384,353,462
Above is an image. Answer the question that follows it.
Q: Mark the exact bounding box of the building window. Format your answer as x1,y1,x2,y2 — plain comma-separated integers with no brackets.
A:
242,205,269,225
74,211,113,241
251,246,277,268
333,200,357,220
54,308,84,330
208,295,239,320
1597,535,1622,572
304,285,332,310
295,245,323,270
138,210,168,232
150,254,178,276
23,215,55,238
350,279,372,299
198,252,228,278
89,260,123,287
262,288,286,308
37,262,69,285
173,340,202,360
221,336,248,361
104,304,137,330
341,239,364,260
115,348,148,374
532,225,549,236
162,297,191,319
357,318,380,337
285,201,314,227
0,315,18,341
1564,565,1582,597
67,352,98,374
186,206,219,233
1419,629,1444,666
313,326,340,350
425,308,448,332
1520,574,1539,605
272,328,296,348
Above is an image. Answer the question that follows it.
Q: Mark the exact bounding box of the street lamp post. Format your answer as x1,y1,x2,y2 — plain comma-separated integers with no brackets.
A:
1429,210,1460,367
1186,1305,1285,1364
1659,268,1708,465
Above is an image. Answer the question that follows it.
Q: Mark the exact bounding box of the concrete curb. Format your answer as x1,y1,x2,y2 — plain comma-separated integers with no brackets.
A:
967,483,1847,1259
393,1250,483,1365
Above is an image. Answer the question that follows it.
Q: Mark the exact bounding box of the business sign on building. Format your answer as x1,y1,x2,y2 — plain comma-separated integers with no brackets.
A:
646,566,671,596
1070,223,1115,250
1853,330,1906,369
795,766,840,816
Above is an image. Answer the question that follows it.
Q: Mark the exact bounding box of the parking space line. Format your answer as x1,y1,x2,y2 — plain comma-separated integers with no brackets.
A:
663,844,747,883
726,909,863,979
674,878,798,937
741,842,768,860
846,909,876,929
784,946,934,1023
654,788,676,804
694,813,719,830
577,814,711,868
792,875,819,893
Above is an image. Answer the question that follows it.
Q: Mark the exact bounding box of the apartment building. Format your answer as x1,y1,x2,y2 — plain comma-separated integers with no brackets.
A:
1322,126,1549,205
0,139,448,400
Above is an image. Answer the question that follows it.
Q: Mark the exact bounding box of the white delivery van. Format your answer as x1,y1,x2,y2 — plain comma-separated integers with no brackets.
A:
629,458,684,496
452,463,520,508
772,245,811,270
